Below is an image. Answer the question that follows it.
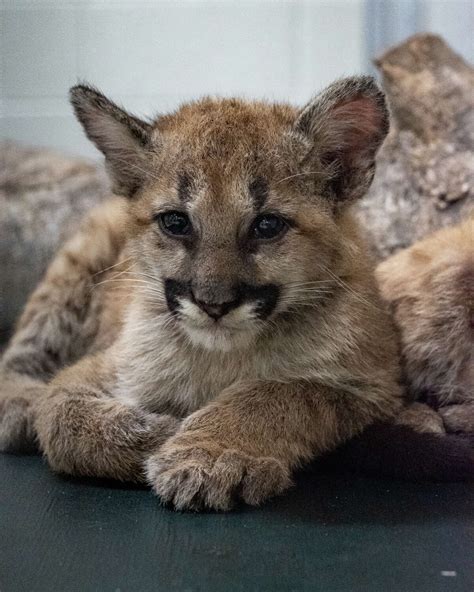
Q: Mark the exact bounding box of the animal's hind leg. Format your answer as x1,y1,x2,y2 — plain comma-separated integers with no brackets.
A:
0,198,127,452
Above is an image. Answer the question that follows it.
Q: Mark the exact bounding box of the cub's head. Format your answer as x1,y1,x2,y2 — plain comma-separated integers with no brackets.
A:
71,77,389,351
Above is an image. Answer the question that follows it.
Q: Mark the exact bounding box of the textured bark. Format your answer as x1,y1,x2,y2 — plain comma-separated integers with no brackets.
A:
0,142,109,340
354,33,474,260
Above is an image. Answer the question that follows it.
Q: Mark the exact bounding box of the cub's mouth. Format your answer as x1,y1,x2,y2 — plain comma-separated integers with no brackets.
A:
163,278,280,351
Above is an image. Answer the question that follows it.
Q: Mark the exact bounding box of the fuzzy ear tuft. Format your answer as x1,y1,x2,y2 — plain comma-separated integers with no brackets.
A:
70,84,153,197
295,76,389,204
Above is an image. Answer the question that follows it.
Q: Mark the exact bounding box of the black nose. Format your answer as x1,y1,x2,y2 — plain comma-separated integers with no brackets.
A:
195,298,240,320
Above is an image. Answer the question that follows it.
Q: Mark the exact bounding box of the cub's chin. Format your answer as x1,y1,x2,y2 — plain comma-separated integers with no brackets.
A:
180,323,260,353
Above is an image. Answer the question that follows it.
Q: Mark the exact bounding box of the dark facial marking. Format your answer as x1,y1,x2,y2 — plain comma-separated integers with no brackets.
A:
239,282,280,320
249,177,269,210
165,278,279,321
164,278,191,313
177,173,193,203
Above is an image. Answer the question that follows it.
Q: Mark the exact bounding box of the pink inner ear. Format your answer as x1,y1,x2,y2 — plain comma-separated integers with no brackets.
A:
331,95,384,154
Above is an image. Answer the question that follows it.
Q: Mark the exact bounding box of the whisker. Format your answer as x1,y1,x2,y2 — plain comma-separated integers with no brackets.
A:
285,297,329,305
99,266,136,282
92,278,161,289
285,280,336,287
89,277,164,296
280,289,334,298
282,287,334,294
280,297,330,306
112,156,163,184
161,314,178,331
282,298,331,310
317,265,380,311
275,171,326,186
118,269,163,283
93,256,134,277
141,295,169,312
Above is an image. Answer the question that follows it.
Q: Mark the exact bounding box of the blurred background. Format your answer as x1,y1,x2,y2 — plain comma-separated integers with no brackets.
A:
0,0,473,159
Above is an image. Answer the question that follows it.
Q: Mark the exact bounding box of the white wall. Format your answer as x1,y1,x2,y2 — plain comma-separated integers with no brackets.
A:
422,0,473,64
365,0,473,66
0,0,364,158
1,1,472,160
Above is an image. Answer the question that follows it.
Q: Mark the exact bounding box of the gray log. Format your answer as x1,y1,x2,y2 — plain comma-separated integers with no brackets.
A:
0,141,109,340
354,33,473,260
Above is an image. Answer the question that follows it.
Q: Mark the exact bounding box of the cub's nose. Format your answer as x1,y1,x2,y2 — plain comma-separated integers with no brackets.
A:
195,298,240,320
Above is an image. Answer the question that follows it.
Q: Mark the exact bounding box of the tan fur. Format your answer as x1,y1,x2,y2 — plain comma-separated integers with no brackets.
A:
376,217,473,435
394,402,445,434
0,77,404,510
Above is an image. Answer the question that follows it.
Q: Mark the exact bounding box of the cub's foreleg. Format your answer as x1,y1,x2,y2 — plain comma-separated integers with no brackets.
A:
147,380,402,510
35,354,180,482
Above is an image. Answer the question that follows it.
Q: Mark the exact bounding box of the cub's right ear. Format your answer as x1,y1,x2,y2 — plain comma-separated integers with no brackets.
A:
294,76,389,206
70,84,153,197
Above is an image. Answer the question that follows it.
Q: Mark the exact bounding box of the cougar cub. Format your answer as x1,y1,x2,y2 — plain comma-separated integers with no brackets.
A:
376,217,473,436
0,77,405,510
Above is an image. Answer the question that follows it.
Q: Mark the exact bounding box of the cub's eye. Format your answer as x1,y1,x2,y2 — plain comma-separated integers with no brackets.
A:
157,211,192,237
250,214,287,241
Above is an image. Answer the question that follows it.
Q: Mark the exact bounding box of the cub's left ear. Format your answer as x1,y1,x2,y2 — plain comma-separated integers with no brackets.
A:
295,76,389,205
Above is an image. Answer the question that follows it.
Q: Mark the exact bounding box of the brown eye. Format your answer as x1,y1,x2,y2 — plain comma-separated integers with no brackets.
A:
158,211,192,237
251,214,287,240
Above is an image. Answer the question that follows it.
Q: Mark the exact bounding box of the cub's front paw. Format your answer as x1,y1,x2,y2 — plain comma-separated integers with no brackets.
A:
439,404,474,434
145,441,292,511
0,374,48,453
0,394,38,453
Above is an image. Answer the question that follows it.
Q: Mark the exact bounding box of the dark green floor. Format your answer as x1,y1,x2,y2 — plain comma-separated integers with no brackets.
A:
1,454,473,592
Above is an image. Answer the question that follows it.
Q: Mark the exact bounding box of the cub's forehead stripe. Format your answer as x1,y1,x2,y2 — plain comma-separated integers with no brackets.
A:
177,172,193,203
249,177,269,210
